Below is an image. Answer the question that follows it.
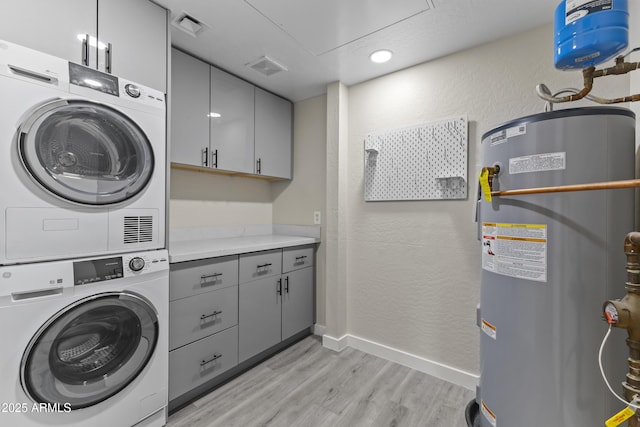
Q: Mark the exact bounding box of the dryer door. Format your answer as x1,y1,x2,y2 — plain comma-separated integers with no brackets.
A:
18,99,154,205
21,292,158,409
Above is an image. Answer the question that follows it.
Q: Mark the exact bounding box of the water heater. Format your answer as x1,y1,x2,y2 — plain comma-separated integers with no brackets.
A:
474,107,635,426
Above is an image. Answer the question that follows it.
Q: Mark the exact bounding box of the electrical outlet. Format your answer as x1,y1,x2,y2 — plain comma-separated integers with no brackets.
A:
313,211,321,225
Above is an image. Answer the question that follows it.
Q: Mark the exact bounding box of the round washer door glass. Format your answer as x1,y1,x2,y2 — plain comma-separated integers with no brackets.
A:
21,292,158,409
18,99,154,205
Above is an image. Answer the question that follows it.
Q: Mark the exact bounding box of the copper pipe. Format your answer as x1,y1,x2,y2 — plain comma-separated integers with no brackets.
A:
604,233,640,426
491,179,640,197
537,57,640,105
537,67,595,103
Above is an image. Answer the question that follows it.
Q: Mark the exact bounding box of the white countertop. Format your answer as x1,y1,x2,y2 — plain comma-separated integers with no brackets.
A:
168,225,321,263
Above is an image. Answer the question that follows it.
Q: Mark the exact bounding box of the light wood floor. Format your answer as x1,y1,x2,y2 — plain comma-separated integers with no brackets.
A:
167,335,473,427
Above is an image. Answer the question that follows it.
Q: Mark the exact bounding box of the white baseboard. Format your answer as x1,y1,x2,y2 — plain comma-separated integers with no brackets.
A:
312,324,326,336
321,333,479,391
322,333,349,352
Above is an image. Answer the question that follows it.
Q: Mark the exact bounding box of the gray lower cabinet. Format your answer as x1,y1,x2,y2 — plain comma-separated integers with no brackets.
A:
238,275,282,362
169,244,315,405
169,326,238,401
282,267,314,341
169,256,240,402
239,246,315,363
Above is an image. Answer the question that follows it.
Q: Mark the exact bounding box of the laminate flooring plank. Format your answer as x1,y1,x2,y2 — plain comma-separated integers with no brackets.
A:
237,348,377,426
167,336,473,427
200,344,347,426
314,353,389,415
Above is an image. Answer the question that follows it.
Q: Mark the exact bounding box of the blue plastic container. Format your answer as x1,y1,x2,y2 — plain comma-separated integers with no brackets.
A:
554,0,628,69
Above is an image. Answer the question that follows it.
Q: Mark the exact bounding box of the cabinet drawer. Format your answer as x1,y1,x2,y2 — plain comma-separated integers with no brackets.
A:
169,326,238,401
169,285,238,350
239,249,282,283
170,255,238,301
282,245,314,273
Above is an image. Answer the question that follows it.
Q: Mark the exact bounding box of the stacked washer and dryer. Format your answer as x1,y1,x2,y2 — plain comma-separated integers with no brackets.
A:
0,40,169,427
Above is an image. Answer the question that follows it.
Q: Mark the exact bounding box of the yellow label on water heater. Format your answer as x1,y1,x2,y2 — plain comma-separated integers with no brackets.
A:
479,170,492,202
605,406,636,427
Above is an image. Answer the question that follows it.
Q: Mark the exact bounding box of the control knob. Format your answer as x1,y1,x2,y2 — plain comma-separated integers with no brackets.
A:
129,257,145,272
124,83,141,98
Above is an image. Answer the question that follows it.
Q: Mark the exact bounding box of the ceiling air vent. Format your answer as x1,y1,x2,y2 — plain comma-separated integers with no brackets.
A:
171,12,206,38
246,56,288,77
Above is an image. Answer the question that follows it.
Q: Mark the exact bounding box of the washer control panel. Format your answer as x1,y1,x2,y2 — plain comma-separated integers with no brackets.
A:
73,250,168,286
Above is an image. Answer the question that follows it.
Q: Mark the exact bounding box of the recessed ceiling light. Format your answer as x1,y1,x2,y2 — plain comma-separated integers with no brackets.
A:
370,49,393,64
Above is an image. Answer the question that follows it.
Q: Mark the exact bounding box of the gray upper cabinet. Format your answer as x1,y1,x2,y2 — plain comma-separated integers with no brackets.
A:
170,50,292,180
0,0,167,92
171,49,210,167
255,88,293,179
97,0,167,92
0,1,96,68
210,67,255,174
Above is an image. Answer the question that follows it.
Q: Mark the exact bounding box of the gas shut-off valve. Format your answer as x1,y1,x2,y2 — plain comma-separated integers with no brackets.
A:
602,232,640,426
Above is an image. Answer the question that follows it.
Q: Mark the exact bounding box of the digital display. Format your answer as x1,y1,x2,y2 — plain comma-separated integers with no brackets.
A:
73,257,123,286
69,62,119,96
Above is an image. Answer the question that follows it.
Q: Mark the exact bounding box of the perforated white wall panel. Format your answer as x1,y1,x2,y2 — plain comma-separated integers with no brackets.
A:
364,116,468,201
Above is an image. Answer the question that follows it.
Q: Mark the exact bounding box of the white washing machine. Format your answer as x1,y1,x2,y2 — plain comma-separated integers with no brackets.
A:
0,40,166,265
0,249,169,427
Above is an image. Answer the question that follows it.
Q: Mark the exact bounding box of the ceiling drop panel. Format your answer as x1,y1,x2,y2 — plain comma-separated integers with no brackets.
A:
244,0,430,55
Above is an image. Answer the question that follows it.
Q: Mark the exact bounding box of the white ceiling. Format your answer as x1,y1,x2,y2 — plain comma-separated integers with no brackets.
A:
153,0,559,102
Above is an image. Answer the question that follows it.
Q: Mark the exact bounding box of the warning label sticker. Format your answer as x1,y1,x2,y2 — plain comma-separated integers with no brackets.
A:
488,124,527,146
481,400,497,427
481,319,497,340
509,152,566,175
566,0,612,25
482,223,547,282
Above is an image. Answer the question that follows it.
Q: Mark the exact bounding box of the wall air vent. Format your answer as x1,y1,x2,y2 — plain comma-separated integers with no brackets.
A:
124,216,154,244
246,56,288,77
171,12,207,38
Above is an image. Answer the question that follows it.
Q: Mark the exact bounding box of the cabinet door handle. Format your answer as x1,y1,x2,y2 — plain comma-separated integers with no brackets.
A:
285,276,289,293
257,158,262,174
202,147,209,167
81,34,90,66
212,149,218,168
200,310,222,321
200,353,222,367
277,278,282,296
200,272,222,282
104,42,112,74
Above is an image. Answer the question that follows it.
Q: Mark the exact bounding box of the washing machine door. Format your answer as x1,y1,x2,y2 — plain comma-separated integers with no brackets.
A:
20,292,158,409
18,98,154,205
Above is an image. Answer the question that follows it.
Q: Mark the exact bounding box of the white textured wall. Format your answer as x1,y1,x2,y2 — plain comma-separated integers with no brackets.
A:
324,83,350,339
338,23,630,376
169,168,272,228
272,95,328,325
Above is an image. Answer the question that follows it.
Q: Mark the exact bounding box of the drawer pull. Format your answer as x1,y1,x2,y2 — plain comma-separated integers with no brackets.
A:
294,256,307,263
257,263,272,269
200,310,222,321
200,353,222,367
200,272,222,283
